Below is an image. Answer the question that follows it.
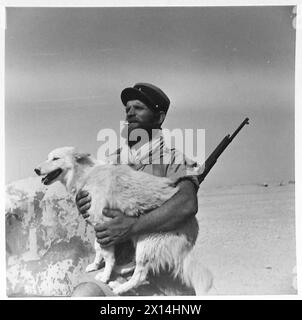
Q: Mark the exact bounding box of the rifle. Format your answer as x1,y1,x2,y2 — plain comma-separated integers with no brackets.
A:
198,117,249,184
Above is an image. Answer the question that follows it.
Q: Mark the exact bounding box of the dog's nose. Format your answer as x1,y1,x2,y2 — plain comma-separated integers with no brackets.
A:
34,168,41,176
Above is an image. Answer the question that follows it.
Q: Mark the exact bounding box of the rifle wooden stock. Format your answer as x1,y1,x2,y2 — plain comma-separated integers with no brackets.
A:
197,117,249,184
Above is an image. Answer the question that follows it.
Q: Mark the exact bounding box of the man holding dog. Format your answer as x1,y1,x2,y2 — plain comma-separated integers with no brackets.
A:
74,83,203,296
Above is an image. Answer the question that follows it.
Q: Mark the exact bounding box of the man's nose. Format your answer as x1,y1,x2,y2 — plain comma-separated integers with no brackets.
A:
127,106,135,116
34,168,41,176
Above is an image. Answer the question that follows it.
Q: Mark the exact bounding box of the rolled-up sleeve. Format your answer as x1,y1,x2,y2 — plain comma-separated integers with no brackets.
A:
165,149,203,191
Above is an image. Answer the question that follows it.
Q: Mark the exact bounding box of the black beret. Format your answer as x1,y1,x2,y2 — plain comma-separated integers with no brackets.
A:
121,83,170,113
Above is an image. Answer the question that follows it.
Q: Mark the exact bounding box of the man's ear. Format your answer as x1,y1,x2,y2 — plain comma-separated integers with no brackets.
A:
157,111,166,126
74,153,92,164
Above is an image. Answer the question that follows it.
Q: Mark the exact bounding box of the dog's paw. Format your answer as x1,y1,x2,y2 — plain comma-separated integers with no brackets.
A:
112,286,125,296
108,280,120,290
95,271,110,283
85,263,100,273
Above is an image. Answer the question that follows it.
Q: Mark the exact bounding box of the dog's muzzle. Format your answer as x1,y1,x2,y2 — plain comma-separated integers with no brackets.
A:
35,168,63,185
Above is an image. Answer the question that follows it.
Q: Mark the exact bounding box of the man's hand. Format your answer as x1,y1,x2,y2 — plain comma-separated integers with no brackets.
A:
94,208,138,248
76,190,91,219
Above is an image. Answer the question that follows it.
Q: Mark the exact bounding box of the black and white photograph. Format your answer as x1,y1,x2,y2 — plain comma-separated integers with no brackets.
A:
3,2,299,298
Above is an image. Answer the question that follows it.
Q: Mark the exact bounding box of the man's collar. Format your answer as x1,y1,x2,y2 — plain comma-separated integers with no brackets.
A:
127,129,162,151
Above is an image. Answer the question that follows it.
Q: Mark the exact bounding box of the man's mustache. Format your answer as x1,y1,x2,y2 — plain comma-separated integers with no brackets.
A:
126,117,138,123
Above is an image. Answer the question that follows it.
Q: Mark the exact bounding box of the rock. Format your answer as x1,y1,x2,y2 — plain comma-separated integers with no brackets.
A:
6,176,95,296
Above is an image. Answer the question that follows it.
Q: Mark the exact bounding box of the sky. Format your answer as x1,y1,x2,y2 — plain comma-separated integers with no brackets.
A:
5,6,296,187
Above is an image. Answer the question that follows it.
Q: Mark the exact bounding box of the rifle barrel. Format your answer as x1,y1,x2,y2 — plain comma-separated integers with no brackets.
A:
229,117,249,141
197,117,249,184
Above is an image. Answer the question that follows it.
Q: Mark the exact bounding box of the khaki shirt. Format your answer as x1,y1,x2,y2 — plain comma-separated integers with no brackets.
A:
107,144,203,190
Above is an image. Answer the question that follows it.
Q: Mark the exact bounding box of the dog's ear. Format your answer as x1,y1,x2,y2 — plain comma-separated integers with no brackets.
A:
74,152,92,165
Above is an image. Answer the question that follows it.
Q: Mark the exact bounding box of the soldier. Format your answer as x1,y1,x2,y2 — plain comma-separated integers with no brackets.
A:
73,83,203,296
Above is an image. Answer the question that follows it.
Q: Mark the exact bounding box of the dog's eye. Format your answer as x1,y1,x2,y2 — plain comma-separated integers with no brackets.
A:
52,157,60,161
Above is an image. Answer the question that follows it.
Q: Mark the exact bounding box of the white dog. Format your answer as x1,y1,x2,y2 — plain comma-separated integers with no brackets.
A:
35,146,212,295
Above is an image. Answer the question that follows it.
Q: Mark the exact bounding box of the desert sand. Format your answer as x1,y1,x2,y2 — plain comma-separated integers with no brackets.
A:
196,183,296,295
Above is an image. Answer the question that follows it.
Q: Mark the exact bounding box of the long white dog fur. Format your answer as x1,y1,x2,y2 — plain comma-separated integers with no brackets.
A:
35,146,213,295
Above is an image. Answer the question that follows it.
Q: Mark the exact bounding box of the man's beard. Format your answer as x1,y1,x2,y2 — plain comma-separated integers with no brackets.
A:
121,122,159,147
